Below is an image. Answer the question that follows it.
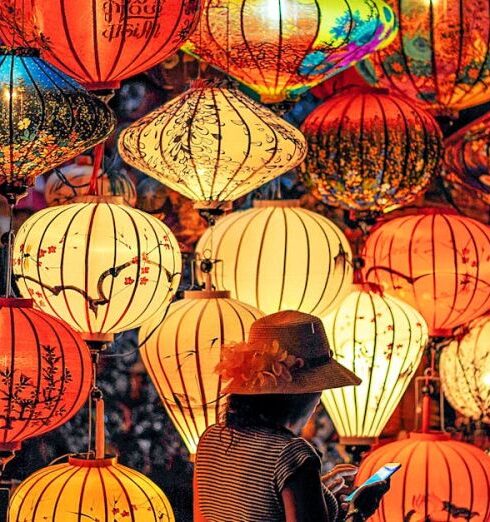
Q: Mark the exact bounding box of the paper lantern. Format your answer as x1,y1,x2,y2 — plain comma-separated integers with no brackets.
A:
357,0,490,115
140,289,263,454
363,208,490,336
0,0,200,91
44,163,137,207
321,284,427,443
440,316,490,422
119,86,307,210
0,298,91,455
195,200,353,316
9,455,175,521
184,0,397,103
0,47,115,202
356,432,490,521
13,196,181,340
301,86,443,213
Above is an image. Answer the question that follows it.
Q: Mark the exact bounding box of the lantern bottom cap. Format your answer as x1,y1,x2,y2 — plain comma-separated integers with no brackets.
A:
194,200,233,211
0,298,33,308
82,332,115,343
184,289,231,299
339,436,377,446
0,441,21,452
253,199,301,209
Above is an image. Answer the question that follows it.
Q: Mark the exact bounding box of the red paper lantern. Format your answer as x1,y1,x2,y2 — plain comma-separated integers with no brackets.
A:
356,433,490,521
0,298,91,457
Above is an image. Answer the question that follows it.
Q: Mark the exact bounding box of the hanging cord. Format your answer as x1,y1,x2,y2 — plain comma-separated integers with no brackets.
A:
4,202,15,298
88,143,105,197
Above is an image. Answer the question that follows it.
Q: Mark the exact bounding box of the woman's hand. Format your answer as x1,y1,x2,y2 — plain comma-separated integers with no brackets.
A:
321,464,358,494
345,479,391,521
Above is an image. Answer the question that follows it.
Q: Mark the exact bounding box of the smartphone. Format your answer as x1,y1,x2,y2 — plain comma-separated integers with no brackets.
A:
344,463,401,502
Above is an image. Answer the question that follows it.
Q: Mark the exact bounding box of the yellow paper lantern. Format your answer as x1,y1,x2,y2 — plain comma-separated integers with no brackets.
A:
321,284,428,443
440,316,490,422
8,455,175,521
195,200,353,316
13,196,181,341
140,289,264,454
118,86,307,210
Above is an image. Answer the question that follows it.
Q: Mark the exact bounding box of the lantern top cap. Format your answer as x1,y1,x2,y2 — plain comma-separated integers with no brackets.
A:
68,455,117,468
253,199,301,209
184,289,231,300
71,195,126,206
0,298,33,309
0,47,40,57
409,431,451,442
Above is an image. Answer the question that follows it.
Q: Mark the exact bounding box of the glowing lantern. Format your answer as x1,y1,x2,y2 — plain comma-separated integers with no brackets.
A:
119,86,307,210
184,0,397,103
363,209,490,336
195,200,352,316
440,316,490,422
0,0,200,91
13,196,181,341
321,284,427,443
357,0,490,115
356,432,490,521
140,289,264,454
0,47,115,202
0,298,91,459
8,455,175,521
301,86,443,213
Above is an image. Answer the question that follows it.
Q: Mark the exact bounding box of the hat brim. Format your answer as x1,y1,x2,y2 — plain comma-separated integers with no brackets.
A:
224,358,362,395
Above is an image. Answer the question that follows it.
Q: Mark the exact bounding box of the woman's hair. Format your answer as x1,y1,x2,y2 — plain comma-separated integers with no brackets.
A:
222,393,320,429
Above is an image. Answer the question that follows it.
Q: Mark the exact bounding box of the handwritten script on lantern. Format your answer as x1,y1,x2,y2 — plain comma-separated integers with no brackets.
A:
103,0,161,41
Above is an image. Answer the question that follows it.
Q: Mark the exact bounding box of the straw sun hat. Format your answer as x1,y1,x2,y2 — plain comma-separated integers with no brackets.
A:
217,310,361,394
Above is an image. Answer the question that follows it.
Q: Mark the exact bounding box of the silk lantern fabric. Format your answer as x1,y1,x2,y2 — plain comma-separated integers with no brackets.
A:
0,298,91,452
119,86,307,210
301,86,443,213
140,289,263,454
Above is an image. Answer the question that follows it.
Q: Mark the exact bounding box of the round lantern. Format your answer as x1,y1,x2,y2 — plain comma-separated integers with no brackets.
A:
184,0,397,103
356,432,490,521
363,208,490,336
140,289,264,454
119,86,308,210
357,0,490,115
0,0,200,91
45,163,137,207
440,316,490,422
321,284,428,443
9,455,175,521
13,196,181,341
301,87,443,213
0,47,116,201
0,298,91,455
195,200,353,316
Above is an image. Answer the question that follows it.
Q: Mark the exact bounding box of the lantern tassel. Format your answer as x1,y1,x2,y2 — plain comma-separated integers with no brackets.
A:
88,143,105,196
94,392,105,459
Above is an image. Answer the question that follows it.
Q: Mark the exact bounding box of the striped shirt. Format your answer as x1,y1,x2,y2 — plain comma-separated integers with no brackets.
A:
194,424,339,522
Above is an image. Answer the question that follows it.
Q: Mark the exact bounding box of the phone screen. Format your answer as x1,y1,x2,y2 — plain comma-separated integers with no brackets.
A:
344,463,401,502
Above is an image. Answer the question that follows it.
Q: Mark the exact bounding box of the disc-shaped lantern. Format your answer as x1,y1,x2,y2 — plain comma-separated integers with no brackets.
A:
13,196,181,342
363,209,490,336
184,0,397,103
0,0,200,91
440,316,490,422
0,298,91,458
356,432,490,521
119,86,307,210
0,47,116,202
140,289,263,455
8,455,174,521
301,87,443,213
357,0,490,115
321,284,428,444
195,200,352,316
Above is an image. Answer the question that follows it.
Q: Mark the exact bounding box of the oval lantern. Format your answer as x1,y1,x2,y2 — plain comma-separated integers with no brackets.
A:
357,0,490,115
195,200,353,316
301,86,443,213
13,196,181,341
0,0,201,91
140,289,264,455
0,298,91,457
363,208,490,336
356,432,490,521
321,284,428,444
184,0,397,103
440,316,490,422
119,86,307,210
0,47,116,202
9,455,175,521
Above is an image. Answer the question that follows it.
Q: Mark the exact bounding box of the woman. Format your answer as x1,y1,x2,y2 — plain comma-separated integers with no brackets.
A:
194,311,390,522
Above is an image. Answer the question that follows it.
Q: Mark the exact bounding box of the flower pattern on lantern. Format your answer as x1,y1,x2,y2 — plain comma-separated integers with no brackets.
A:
119,86,307,209
184,0,397,103
301,86,443,213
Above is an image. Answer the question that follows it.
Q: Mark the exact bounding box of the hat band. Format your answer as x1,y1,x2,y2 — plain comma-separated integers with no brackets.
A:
301,354,331,370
